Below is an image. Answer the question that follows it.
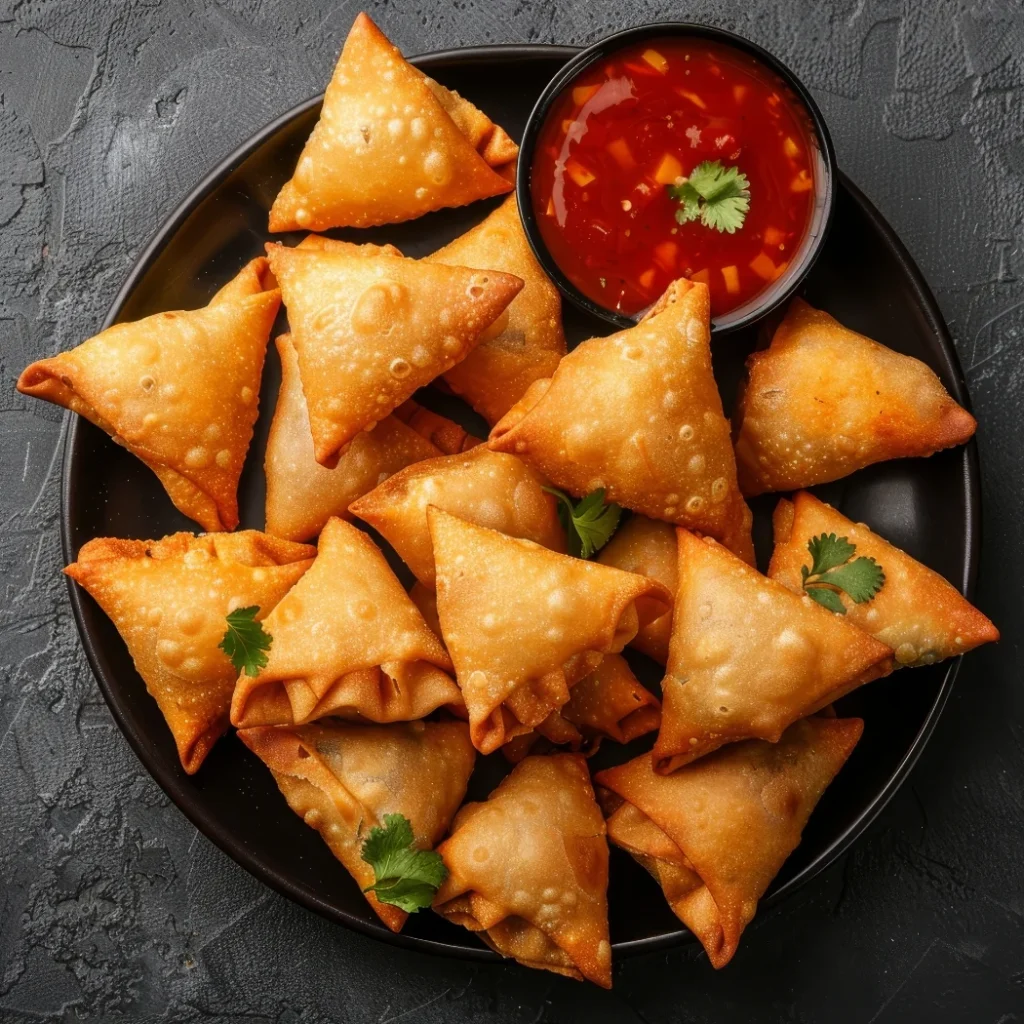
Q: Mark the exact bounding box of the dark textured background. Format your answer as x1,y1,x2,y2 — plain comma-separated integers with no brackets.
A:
2,1,1022,1021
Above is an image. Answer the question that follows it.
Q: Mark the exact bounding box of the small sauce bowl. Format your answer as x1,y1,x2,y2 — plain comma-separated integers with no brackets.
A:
517,23,836,332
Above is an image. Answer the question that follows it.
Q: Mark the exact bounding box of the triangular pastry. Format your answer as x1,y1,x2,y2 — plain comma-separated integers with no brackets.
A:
434,754,611,986
597,715,862,967
266,241,521,465
269,13,515,231
18,258,280,531
230,517,461,728
426,195,566,424
770,491,998,666
65,531,314,773
490,279,753,562
428,507,671,753
654,529,892,772
239,718,474,932
733,298,977,495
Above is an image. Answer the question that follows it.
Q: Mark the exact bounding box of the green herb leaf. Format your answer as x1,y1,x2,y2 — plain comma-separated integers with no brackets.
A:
666,160,750,233
360,813,447,912
802,533,885,614
805,586,848,615
219,606,272,677
807,533,856,577
817,558,886,603
543,486,622,558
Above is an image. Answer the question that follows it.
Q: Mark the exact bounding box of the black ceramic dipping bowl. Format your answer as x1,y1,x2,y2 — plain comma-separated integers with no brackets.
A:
516,22,837,332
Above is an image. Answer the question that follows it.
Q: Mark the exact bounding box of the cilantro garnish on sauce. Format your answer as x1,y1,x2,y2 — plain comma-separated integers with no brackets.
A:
360,813,448,912
219,606,272,676
801,533,885,614
667,160,750,234
543,486,623,559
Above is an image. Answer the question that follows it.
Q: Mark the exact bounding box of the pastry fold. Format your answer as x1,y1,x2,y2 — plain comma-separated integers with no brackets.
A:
65,531,315,773
597,715,863,967
269,12,515,231
654,529,893,773
489,279,753,562
230,518,461,728
733,298,977,495
426,195,566,424
770,491,998,666
266,241,521,465
504,653,661,761
596,515,678,664
18,258,280,531
264,335,441,542
434,754,612,986
428,508,672,754
350,446,564,587
239,718,475,932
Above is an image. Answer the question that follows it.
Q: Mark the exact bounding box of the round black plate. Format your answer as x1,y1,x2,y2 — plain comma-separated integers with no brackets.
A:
61,45,980,961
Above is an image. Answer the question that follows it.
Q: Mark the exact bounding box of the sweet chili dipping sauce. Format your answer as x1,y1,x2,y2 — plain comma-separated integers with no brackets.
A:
531,38,819,320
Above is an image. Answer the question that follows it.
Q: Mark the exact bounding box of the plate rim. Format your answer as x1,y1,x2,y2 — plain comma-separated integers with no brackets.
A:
58,42,981,961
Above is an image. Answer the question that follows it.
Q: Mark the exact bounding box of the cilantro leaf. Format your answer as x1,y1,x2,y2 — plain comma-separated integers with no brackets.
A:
543,486,622,558
667,181,701,224
219,606,272,677
666,160,750,234
801,533,886,614
805,586,848,615
360,813,447,913
818,557,885,603
807,533,856,576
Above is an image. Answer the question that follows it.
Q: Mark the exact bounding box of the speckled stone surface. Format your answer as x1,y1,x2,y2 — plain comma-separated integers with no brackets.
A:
1,1,1022,1021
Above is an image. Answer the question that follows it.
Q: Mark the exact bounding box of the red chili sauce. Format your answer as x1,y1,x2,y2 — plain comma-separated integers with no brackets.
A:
531,38,818,319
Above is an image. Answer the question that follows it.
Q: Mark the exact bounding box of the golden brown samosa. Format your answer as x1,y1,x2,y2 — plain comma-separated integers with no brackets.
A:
597,715,862,968
733,299,977,496
426,195,567,424
65,531,315,773
349,446,564,587
504,653,661,761
434,754,611,986
655,529,892,773
266,242,521,465
596,516,678,664
230,517,461,729
239,718,475,932
18,258,279,531
489,279,754,563
429,508,672,754
770,491,998,666
268,13,515,232
264,335,442,542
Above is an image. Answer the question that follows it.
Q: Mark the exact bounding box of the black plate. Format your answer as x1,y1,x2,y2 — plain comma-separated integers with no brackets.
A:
61,45,980,961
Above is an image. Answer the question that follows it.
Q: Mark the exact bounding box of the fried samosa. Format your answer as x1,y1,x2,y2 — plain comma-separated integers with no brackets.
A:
265,242,521,465
770,491,998,666
426,195,566,423
350,446,564,586
655,529,892,773
268,13,515,232
428,508,672,754
504,653,661,761
65,531,315,773
434,754,612,986
596,516,678,664
264,335,442,542
18,258,279,531
393,401,480,455
239,718,475,932
734,299,977,496
489,279,754,562
230,517,461,728
597,715,863,968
